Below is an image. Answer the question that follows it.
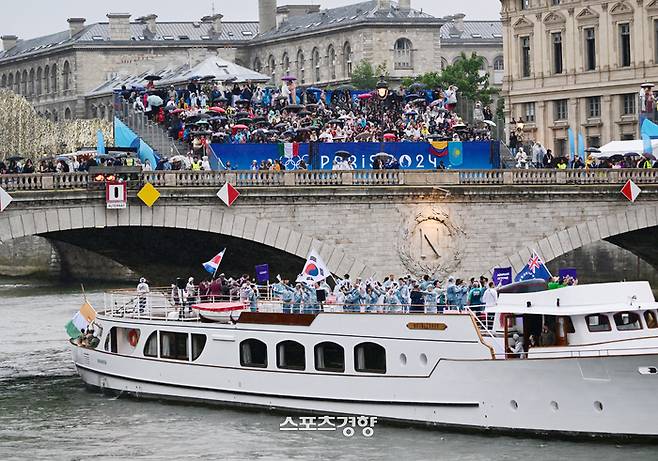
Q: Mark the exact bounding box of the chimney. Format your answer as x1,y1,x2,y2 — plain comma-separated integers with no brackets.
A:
137,14,158,35
398,0,411,12
377,0,391,11
1,35,18,51
210,14,223,35
106,13,131,41
453,13,466,33
258,0,277,33
67,18,86,38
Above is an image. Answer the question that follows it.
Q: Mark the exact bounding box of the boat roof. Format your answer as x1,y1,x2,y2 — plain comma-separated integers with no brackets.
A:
488,281,658,316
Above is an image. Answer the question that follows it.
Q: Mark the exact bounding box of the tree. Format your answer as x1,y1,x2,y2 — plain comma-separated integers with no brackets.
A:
350,60,389,90
404,52,499,106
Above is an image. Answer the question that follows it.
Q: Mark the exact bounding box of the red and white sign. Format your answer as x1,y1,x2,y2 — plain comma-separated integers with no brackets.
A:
621,179,641,203
0,187,13,212
105,182,127,209
217,182,240,207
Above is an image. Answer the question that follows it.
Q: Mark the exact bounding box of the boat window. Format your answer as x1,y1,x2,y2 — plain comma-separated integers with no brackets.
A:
315,342,345,373
104,326,140,354
104,327,117,353
585,314,611,332
354,342,386,374
240,339,268,368
613,312,642,331
644,310,658,329
144,331,158,357
191,334,206,361
561,316,575,334
277,340,306,370
160,331,189,361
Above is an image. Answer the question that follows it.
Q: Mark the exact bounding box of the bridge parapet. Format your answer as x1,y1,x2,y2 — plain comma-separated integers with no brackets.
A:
1,169,657,192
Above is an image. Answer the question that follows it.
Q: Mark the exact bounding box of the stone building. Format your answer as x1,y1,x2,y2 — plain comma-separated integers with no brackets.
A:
501,0,658,154
0,0,502,121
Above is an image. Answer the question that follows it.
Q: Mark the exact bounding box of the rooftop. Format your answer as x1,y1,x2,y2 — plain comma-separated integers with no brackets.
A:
439,20,503,43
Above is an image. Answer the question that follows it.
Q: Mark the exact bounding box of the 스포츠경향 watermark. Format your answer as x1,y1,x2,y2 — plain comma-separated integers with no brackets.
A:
280,415,377,437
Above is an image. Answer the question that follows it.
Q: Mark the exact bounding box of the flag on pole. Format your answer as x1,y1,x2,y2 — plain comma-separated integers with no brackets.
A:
621,179,641,203
65,302,97,339
296,249,330,284
203,249,226,274
514,251,552,282
278,142,300,159
577,132,585,159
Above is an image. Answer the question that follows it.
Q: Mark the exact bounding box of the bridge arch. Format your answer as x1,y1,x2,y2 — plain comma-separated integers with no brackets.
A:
496,204,658,274
0,204,374,280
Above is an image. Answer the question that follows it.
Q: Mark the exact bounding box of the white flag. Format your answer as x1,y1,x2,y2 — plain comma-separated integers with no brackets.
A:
296,249,330,284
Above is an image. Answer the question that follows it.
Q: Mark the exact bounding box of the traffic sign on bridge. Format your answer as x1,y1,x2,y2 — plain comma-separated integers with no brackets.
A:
0,187,13,212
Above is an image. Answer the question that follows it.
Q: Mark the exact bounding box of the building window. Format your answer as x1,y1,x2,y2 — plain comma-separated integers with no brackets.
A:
160,331,189,361
552,32,563,74
312,48,321,82
554,138,566,157
51,63,58,94
551,0,561,4
282,53,290,76
622,93,636,115
63,61,71,92
585,314,611,332
520,0,529,10
36,67,42,95
314,342,344,373
296,49,305,84
64,107,72,120
327,45,336,80
493,56,504,71
268,55,276,83
554,99,568,121
354,342,386,374
44,66,50,93
644,310,658,329
28,68,35,96
277,340,306,370
587,136,600,148
619,23,631,67
342,42,352,78
191,334,206,361
394,38,413,70
584,27,596,71
587,96,601,118
252,58,262,73
520,36,531,77
613,312,642,331
524,102,535,122
240,339,268,368
655,20,658,64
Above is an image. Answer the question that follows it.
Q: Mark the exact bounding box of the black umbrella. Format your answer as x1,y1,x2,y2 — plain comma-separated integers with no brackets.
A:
624,152,640,158
296,127,311,133
306,104,319,111
235,99,251,106
374,152,395,162
144,75,162,81
255,120,271,127
335,150,351,159
237,118,253,125
335,84,356,91
274,123,288,130
408,83,427,93
298,110,311,117
6,155,24,162
186,113,211,123
325,119,344,126
285,104,304,112
235,112,250,119
405,93,421,100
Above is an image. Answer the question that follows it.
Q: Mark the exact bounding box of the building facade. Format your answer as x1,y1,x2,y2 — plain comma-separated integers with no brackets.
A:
0,1,502,121
501,0,658,154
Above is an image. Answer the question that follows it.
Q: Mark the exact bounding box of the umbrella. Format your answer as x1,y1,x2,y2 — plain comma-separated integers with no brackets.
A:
235,111,250,119
607,154,624,162
201,75,216,81
5,156,24,162
374,152,395,162
170,108,185,114
131,84,146,92
235,99,251,106
453,123,468,130
144,75,162,81
237,118,253,125
412,98,426,105
430,100,443,108
405,93,421,100
643,152,657,161
296,127,311,133
358,93,373,100
215,96,228,103
147,95,164,107
326,119,344,126
285,104,304,112
355,132,372,141
584,147,601,153
169,155,186,163
405,110,418,116
232,124,249,131
408,83,427,93
334,150,351,159
482,120,496,127
306,104,319,111
195,120,210,126
209,107,226,114
186,113,210,123
298,110,311,117
383,133,397,141
281,75,297,81
188,75,202,81
255,120,271,127
641,83,655,89
624,152,641,158
304,86,322,93
275,123,288,130
335,84,356,91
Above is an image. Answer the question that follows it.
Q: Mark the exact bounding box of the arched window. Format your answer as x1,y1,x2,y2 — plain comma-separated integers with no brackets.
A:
312,47,321,82
0,74,6,88
282,52,290,77
342,41,352,78
267,55,276,83
354,342,386,374
277,340,306,370
327,45,336,80
99,106,105,119
394,38,413,70
296,49,305,84
493,56,504,71
21,70,27,95
36,67,42,95
253,57,262,73
144,331,158,357
51,63,58,94
240,338,268,368
63,61,71,92
64,107,72,120
440,57,448,71
91,105,98,118
314,342,344,372
52,110,58,122
14,71,20,94
44,65,50,93
28,68,35,96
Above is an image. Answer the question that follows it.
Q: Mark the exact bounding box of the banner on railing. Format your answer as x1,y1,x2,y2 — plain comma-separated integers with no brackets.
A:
209,141,499,171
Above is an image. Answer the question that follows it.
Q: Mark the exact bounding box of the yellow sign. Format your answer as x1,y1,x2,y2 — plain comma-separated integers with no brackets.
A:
137,183,160,207
406,322,448,331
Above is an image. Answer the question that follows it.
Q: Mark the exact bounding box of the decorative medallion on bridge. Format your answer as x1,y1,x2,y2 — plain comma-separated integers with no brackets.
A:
217,183,240,207
137,183,161,207
0,187,13,212
397,207,465,278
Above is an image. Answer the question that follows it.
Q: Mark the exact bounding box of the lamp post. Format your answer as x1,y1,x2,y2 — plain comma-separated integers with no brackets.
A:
376,76,389,144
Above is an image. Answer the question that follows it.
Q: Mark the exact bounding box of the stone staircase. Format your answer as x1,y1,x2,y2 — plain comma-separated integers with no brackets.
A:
115,100,187,158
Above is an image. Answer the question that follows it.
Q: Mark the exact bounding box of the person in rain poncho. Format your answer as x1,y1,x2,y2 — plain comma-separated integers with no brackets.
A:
515,147,528,169
272,278,295,313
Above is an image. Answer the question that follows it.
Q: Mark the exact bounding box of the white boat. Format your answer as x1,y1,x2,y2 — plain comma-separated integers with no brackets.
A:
71,281,658,439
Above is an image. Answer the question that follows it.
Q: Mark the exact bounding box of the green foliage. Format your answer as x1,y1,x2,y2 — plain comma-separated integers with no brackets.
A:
404,52,499,106
350,60,389,90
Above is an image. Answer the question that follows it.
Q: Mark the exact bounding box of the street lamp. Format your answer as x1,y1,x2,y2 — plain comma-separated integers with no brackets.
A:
376,76,389,100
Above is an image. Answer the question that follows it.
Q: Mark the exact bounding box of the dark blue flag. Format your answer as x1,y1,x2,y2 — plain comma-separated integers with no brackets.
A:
514,252,552,282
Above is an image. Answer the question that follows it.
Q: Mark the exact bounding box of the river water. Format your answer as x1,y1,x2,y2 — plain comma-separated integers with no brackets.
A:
0,279,656,460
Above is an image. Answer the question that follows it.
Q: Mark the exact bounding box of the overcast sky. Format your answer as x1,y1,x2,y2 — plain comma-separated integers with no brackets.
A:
3,0,500,39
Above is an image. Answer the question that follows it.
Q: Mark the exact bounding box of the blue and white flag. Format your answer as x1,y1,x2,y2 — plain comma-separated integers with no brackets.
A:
514,251,552,282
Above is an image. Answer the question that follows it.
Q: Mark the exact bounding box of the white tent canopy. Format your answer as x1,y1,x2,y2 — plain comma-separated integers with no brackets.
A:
88,55,270,97
594,139,658,158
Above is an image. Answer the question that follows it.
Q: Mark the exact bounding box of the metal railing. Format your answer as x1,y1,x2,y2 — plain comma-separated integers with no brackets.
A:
2,168,658,192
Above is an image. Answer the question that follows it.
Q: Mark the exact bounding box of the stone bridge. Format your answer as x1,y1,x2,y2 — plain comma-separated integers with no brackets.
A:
1,169,658,281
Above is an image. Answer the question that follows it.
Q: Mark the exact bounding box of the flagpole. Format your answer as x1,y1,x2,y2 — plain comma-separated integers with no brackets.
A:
211,248,225,281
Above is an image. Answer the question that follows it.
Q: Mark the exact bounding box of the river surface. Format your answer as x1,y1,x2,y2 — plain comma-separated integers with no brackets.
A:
0,279,656,460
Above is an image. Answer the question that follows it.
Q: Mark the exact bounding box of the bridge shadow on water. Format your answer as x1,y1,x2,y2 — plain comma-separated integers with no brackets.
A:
42,227,306,285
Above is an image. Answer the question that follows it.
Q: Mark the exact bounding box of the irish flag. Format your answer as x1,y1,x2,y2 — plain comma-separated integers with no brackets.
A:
278,142,300,159
65,302,97,339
